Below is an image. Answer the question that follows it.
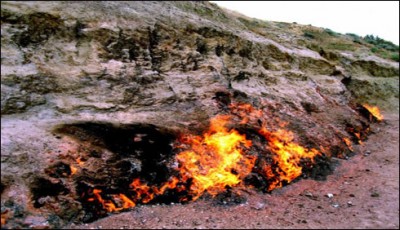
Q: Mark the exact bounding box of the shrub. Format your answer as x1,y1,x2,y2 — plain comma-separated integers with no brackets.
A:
371,47,378,53
324,28,338,36
346,33,362,44
303,31,315,39
391,53,399,62
364,34,399,52
346,33,361,39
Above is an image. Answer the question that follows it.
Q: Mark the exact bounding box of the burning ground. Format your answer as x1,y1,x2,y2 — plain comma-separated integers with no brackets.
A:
1,98,391,228
1,1,399,229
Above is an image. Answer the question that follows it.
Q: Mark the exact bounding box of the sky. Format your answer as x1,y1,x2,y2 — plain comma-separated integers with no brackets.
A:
211,1,399,45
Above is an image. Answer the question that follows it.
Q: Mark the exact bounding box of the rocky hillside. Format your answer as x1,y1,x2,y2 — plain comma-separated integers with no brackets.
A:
1,1,398,228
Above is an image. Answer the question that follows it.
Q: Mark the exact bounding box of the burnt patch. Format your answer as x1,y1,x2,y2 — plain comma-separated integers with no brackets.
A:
345,120,370,143
301,101,320,114
30,177,69,208
54,122,178,183
45,162,72,178
213,91,231,108
213,188,247,206
233,90,249,101
53,122,179,222
54,123,175,157
302,154,336,181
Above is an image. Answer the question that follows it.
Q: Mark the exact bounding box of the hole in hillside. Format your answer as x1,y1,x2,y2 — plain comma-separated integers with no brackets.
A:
30,177,69,208
53,122,183,222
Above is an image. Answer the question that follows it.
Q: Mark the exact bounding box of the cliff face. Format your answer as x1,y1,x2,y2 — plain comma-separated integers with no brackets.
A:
1,1,398,228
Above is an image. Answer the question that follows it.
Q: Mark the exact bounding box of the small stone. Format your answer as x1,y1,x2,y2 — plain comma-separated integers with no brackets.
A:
371,192,380,197
304,191,313,198
302,220,307,223
332,203,339,208
252,202,265,210
193,220,201,226
326,193,334,198
347,201,353,206
349,194,355,197
364,151,371,156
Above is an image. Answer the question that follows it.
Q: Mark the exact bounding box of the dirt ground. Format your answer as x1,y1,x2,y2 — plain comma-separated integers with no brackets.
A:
67,111,399,229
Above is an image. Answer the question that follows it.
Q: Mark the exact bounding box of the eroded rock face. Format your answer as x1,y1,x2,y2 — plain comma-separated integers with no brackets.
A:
1,1,398,228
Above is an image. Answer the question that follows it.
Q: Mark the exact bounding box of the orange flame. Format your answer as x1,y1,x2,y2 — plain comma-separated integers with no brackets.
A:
89,189,121,212
88,189,137,212
362,104,384,121
175,115,256,200
129,178,154,203
259,127,321,191
76,157,85,166
1,209,9,226
354,133,363,145
70,165,78,175
86,103,324,212
343,137,354,151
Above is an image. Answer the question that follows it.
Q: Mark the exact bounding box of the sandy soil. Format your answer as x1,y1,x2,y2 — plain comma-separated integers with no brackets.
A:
66,112,399,229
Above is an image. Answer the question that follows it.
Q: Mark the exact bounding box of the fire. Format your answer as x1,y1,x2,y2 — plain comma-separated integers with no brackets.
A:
1,209,9,226
129,178,154,203
70,157,84,176
76,157,85,166
175,105,321,194
343,137,354,151
87,189,138,212
70,165,78,175
85,103,324,213
354,132,363,145
88,189,123,212
362,104,384,121
259,128,321,191
175,115,255,200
